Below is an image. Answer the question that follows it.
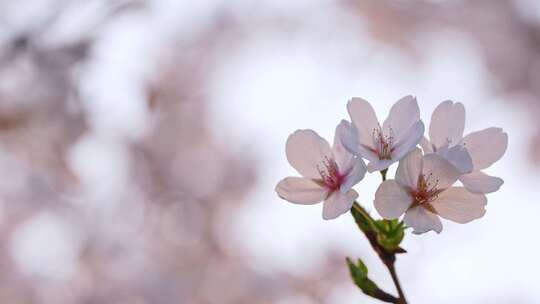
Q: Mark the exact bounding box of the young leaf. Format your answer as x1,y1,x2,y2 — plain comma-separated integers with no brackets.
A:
346,257,398,303
375,219,406,252
351,203,407,255
350,202,377,234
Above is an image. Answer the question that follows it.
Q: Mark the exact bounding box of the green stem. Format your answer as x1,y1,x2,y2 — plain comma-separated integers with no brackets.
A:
380,168,388,181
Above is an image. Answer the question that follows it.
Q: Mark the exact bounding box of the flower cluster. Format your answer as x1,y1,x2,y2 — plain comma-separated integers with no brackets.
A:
276,96,507,234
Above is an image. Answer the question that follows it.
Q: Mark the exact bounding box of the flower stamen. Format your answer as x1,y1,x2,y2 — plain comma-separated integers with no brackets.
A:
316,156,342,190
410,173,442,210
371,126,394,160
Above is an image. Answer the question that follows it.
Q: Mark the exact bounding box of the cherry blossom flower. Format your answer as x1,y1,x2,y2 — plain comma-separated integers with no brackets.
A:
340,96,425,172
276,121,367,220
374,149,487,234
421,100,508,194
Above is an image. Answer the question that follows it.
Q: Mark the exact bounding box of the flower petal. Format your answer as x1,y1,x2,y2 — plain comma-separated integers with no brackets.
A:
347,97,380,150
275,177,328,204
395,148,423,189
460,127,508,170
421,153,461,189
333,120,356,173
339,121,379,162
383,95,420,140
430,187,487,223
390,120,425,162
322,189,358,220
374,180,413,219
438,144,473,174
286,129,332,179
420,136,434,153
459,171,504,194
340,158,367,192
403,206,443,234
367,159,394,173
429,100,465,148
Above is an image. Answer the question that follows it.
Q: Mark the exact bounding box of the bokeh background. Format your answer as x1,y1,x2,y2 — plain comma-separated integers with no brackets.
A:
0,0,538,303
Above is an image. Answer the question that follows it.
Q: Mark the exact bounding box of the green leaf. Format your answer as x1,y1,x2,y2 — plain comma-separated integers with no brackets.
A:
350,203,377,234
346,257,379,296
375,219,406,252
346,257,400,302
351,203,406,254
377,228,405,251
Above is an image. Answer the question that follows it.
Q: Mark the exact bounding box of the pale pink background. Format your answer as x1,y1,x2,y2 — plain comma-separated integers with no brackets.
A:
0,1,537,303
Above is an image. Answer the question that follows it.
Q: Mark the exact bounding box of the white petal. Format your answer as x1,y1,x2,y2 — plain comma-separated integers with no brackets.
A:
460,128,508,170
395,148,423,189
460,171,504,194
340,158,367,192
338,120,358,153
422,154,461,189
429,100,465,148
438,144,473,174
431,187,487,223
347,97,380,149
339,121,379,162
383,95,420,140
367,159,394,173
333,120,355,173
275,177,328,204
391,121,425,162
322,189,358,220
286,129,332,179
403,206,443,234
374,180,412,219
420,136,434,153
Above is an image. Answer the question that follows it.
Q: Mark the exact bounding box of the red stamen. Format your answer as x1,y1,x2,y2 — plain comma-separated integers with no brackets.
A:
372,126,394,160
317,156,343,190
410,173,442,207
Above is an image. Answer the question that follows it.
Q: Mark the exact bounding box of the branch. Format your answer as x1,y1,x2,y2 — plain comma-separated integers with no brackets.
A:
349,202,408,304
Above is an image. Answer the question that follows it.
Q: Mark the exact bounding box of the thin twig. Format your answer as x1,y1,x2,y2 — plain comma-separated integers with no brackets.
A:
385,260,407,304
381,168,388,181
379,169,407,303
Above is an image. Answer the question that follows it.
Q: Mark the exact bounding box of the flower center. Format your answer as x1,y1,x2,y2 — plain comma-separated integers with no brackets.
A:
372,127,394,160
410,173,442,209
317,156,343,190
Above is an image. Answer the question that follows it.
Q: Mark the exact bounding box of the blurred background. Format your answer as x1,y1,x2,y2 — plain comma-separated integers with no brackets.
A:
0,0,538,303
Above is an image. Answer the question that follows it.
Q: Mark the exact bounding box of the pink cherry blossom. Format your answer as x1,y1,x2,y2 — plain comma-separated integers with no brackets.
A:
340,95,425,172
275,121,367,220
374,149,487,234
421,100,508,194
